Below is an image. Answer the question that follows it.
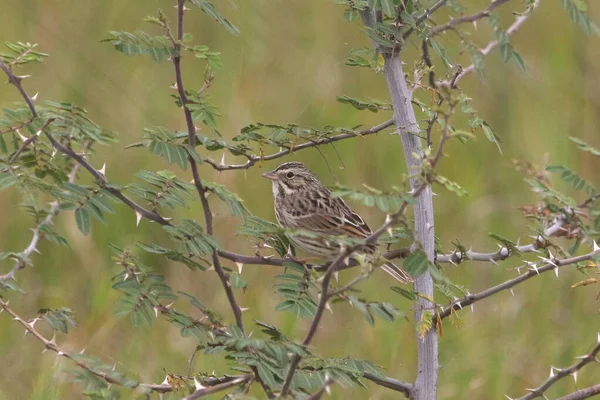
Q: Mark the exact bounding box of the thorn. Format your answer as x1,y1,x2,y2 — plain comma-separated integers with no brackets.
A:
97,163,106,176
344,257,350,266
51,149,57,159
549,367,555,378
573,371,578,383
286,244,293,257
333,271,339,282
170,82,178,90
135,211,142,227
220,153,226,166
597,332,600,344
239,307,249,313
488,258,499,266
510,288,515,297
455,301,462,309
153,306,159,318
208,331,215,341
385,214,393,237
207,264,215,272
31,92,39,102
325,302,333,314
248,330,253,338
112,363,117,371
594,240,600,252
554,266,559,278
193,377,206,391
27,317,40,329
57,351,65,356
160,375,170,386
431,191,438,196
236,262,243,274
17,75,32,80
504,395,514,400
16,130,28,141
79,347,86,354
35,129,42,136
470,303,474,313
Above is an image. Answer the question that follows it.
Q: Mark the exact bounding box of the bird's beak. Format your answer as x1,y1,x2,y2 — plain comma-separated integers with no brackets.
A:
261,170,278,181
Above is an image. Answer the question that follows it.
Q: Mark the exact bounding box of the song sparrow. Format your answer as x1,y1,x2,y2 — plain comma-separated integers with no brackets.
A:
262,161,413,284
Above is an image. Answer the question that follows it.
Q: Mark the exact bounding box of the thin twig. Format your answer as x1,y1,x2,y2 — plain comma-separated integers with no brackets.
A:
0,141,85,281
402,0,449,40
0,58,38,118
306,378,334,400
171,0,245,339
430,0,512,36
203,119,395,171
438,0,540,88
515,335,600,400
8,118,54,163
181,375,252,400
363,372,413,396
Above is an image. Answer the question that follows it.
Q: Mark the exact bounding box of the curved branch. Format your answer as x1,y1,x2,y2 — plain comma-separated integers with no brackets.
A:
203,119,394,171
430,0,512,36
438,0,540,88
0,144,85,281
515,335,600,400
363,372,413,397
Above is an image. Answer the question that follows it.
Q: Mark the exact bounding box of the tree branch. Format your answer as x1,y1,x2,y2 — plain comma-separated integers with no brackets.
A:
437,244,600,322
438,0,540,88
430,0,512,36
363,372,414,397
203,119,394,171
515,334,600,400
306,378,334,400
0,299,156,392
171,0,245,339
0,58,38,118
402,0,449,40
0,144,85,281
437,217,566,264
556,384,600,400
181,375,252,400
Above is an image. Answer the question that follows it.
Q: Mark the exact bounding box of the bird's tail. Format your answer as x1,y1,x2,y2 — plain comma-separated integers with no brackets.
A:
381,261,414,284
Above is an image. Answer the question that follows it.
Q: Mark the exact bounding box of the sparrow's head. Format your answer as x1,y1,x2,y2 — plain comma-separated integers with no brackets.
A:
262,162,323,196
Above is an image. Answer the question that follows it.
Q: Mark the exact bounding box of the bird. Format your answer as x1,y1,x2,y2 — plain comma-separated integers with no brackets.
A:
261,161,413,284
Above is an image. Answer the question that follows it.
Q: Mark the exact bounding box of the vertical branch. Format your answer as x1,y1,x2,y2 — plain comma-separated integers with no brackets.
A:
361,9,438,400
170,0,245,334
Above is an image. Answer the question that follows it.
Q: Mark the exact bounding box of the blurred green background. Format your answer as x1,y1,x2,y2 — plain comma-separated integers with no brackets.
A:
1,0,600,399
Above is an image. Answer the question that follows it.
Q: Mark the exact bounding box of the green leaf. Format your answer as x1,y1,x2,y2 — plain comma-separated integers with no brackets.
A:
189,0,240,35
570,136,600,157
38,307,76,334
402,250,432,279
74,207,91,234
0,173,17,189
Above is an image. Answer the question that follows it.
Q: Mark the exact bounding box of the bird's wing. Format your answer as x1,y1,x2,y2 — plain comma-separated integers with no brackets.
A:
283,192,372,239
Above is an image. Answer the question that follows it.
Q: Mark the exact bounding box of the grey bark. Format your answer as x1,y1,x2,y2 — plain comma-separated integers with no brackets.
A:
361,10,439,400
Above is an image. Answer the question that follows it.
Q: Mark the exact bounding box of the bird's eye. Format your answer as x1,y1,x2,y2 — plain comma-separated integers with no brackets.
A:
286,172,295,178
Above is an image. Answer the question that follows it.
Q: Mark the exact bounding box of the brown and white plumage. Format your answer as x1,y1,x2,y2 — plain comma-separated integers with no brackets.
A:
262,162,413,284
